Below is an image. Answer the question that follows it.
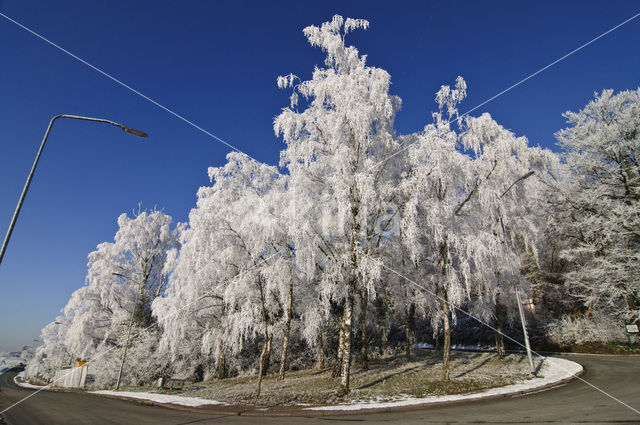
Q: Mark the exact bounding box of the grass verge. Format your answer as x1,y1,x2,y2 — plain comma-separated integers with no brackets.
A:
127,350,538,407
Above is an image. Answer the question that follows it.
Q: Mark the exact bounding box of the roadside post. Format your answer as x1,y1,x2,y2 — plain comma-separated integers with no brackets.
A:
625,323,638,348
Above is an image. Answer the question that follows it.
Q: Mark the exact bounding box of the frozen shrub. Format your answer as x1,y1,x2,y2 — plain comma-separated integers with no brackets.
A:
546,313,627,345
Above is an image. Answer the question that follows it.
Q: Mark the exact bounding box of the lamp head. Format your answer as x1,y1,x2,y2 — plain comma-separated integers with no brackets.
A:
119,125,148,138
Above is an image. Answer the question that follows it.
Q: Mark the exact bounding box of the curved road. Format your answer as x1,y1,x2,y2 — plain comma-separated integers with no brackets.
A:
1,355,639,424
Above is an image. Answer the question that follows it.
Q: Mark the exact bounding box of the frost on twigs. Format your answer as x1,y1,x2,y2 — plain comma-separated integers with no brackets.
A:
274,13,402,394
551,88,640,324
26,14,637,398
434,76,467,129
27,209,182,387
401,76,555,380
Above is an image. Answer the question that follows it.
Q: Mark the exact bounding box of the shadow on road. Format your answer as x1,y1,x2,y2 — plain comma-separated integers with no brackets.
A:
172,415,238,424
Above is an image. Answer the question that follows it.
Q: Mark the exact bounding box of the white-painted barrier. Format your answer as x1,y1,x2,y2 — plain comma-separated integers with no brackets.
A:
53,364,87,388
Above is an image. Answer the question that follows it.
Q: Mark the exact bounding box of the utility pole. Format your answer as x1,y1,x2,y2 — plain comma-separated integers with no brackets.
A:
115,283,141,390
500,171,536,375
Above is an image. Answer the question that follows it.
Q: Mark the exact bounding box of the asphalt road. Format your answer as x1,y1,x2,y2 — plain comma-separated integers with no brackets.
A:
1,354,639,424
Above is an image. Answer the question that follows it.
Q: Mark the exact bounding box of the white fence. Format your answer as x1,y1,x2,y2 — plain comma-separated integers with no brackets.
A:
53,364,88,388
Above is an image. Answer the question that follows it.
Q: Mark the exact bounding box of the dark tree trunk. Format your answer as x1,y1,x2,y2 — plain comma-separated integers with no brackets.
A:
405,302,415,359
317,333,325,369
495,319,505,357
442,289,451,382
256,334,272,397
495,301,506,357
375,296,387,356
439,242,451,382
216,340,226,379
261,338,271,377
279,280,294,380
360,291,369,370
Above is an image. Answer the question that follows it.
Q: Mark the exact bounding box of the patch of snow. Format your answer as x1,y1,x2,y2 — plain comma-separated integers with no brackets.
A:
450,344,492,352
307,357,582,411
91,390,226,407
0,352,27,371
13,371,47,389
415,343,493,352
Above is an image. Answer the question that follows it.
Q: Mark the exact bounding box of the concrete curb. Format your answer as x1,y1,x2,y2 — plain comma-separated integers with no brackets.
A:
82,356,585,417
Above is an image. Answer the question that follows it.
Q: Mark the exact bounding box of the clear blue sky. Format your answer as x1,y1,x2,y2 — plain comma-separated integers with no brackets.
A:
0,0,638,352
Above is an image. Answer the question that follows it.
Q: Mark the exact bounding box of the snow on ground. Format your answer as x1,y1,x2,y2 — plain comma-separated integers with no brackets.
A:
87,356,581,411
307,356,582,411
13,371,47,389
0,351,27,374
415,343,496,352
91,390,226,407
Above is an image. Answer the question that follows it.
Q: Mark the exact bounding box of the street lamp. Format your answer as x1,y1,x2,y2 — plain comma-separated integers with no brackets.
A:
500,170,536,375
0,114,148,266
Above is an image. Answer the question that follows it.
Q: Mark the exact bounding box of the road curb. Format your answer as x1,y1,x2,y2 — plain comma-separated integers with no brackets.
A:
83,356,585,417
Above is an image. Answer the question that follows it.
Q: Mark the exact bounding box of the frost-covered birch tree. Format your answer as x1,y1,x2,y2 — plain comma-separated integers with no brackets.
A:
157,152,294,393
554,88,640,323
401,78,485,380
275,15,403,394
464,111,557,357
152,196,234,380
34,209,181,386
211,153,293,395
26,317,72,380
401,78,554,379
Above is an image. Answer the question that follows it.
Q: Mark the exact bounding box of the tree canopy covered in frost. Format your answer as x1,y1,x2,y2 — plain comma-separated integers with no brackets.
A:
29,209,182,386
153,152,296,391
275,14,405,393
399,77,557,379
552,88,640,323
28,15,639,395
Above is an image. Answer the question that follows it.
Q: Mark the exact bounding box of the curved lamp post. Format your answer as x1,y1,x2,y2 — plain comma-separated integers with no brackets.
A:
500,170,536,375
0,114,148,266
